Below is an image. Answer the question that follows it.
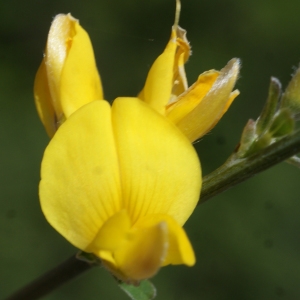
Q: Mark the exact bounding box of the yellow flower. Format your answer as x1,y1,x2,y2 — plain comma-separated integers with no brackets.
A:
34,14,103,137
139,26,240,142
40,98,201,282
35,4,240,283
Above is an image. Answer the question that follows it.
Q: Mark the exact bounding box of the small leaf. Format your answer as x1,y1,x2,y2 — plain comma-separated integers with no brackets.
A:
238,119,257,157
269,108,295,137
118,280,157,300
242,132,272,158
256,77,281,135
281,65,300,113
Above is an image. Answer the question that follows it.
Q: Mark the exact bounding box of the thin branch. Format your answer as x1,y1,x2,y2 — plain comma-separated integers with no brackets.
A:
5,129,300,300
199,130,300,203
4,255,95,300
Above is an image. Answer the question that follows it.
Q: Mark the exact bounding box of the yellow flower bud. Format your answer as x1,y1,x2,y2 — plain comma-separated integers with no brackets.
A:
34,14,103,137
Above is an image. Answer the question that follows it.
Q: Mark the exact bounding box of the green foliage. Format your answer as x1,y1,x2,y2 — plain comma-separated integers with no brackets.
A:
281,66,300,113
238,76,297,158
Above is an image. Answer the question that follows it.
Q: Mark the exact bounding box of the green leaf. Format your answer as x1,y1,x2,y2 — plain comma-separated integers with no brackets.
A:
118,280,157,300
269,108,295,137
238,119,257,157
281,65,300,113
256,77,281,135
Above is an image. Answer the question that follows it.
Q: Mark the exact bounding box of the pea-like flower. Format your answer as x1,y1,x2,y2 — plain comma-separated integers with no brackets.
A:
35,10,240,283
139,25,240,142
40,97,201,283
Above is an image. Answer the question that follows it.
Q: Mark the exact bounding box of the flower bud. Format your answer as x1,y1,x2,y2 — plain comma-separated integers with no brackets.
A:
34,14,103,137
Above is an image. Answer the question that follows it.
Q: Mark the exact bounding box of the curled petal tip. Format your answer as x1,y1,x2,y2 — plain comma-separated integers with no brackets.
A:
221,58,241,80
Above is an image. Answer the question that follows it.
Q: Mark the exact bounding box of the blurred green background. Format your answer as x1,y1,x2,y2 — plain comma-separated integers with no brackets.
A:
1,0,300,299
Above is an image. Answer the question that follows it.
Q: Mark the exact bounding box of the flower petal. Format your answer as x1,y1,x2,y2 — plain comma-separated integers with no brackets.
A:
45,14,74,119
175,58,240,142
114,220,168,281
44,13,103,121
138,29,178,114
34,61,57,137
108,213,195,281
39,100,121,250
59,15,103,118
86,210,131,252
111,97,201,225
139,26,191,114
169,26,190,102
166,70,220,124
135,214,195,267
207,89,240,132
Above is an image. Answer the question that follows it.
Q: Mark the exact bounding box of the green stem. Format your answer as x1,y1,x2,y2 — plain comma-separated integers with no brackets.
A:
4,255,95,300
5,130,300,300
199,129,300,203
